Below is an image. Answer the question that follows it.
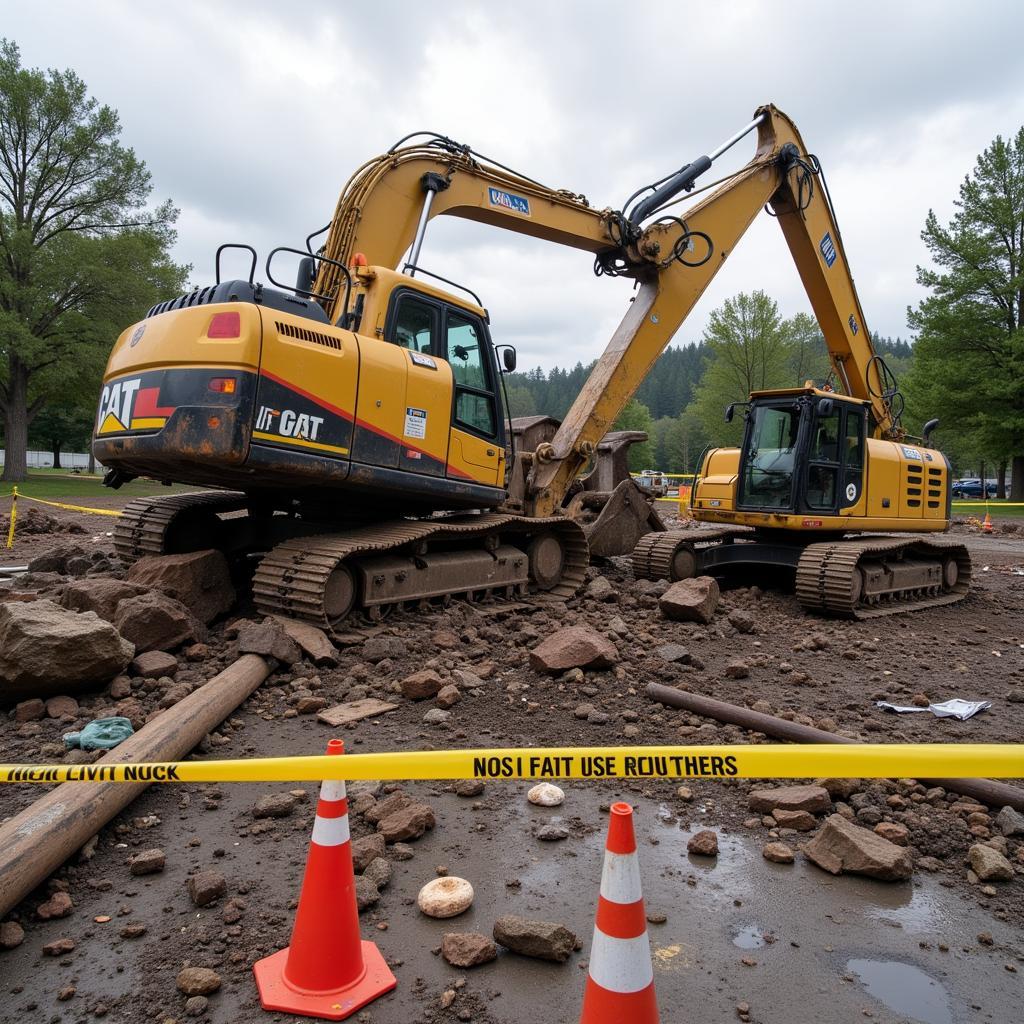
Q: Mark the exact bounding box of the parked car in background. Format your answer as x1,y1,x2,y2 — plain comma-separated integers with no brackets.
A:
951,478,999,498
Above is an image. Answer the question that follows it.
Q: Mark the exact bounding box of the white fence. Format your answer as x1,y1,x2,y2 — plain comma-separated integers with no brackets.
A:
0,449,94,470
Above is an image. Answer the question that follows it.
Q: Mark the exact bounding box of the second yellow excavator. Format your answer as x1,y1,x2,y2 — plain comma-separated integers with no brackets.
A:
93,105,968,630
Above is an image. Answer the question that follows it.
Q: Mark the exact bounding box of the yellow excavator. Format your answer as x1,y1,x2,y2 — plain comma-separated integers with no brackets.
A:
93,104,968,630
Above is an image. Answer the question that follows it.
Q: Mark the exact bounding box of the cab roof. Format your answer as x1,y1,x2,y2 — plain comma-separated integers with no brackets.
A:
749,386,869,405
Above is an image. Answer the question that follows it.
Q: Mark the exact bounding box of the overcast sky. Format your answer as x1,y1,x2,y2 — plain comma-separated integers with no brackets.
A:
6,1,1024,371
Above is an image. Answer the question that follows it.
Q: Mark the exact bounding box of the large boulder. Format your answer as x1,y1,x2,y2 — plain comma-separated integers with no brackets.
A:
235,618,300,664
0,600,133,702
128,550,235,625
529,626,618,674
659,576,720,624
61,578,149,622
748,784,832,815
803,814,913,881
27,542,88,574
114,591,207,654
270,616,338,666
492,915,578,962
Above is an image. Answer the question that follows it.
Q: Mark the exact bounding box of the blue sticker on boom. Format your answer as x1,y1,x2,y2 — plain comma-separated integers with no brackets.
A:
488,187,531,216
820,231,836,267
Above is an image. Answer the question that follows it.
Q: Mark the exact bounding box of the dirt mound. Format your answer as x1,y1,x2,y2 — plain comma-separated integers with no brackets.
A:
0,507,87,536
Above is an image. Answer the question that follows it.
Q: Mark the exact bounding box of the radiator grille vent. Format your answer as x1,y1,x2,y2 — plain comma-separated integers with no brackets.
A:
276,321,342,350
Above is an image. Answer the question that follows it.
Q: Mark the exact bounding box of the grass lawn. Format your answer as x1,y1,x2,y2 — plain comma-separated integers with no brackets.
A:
953,500,1024,520
0,470,194,502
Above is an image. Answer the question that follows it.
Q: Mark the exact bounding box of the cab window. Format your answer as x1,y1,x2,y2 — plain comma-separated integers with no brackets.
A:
445,311,495,436
392,295,437,353
806,404,841,510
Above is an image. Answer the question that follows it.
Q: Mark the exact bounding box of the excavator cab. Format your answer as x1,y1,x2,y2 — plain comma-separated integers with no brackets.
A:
736,391,866,518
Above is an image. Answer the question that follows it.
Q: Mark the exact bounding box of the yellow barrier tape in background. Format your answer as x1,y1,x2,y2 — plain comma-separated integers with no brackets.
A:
14,492,123,517
1,744,1022,785
4,485,16,550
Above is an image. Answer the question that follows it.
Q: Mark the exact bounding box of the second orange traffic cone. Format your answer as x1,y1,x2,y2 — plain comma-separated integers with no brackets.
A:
579,801,659,1023
253,739,396,1020
982,512,993,534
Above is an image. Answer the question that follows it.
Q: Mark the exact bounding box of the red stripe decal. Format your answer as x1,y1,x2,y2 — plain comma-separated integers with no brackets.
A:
315,798,349,819
134,387,174,418
595,895,648,940
259,369,354,422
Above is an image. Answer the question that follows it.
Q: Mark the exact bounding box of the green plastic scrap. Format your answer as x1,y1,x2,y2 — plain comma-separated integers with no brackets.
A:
63,716,134,751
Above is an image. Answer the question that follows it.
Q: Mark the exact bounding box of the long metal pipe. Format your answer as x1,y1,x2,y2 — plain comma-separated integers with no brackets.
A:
407,186,438,273
0,654,272,918
647,682,1024,812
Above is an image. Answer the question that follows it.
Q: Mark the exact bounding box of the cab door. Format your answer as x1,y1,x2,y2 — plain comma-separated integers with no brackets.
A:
442,309,503,487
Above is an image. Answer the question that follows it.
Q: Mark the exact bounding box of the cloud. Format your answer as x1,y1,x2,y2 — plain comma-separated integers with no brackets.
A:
7,0,1024,370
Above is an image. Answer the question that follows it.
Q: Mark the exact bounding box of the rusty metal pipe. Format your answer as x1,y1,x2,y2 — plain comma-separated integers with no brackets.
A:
0,654,272,918
646,682,1024,812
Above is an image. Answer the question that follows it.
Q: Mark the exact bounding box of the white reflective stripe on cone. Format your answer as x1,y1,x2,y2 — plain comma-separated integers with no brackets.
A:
311,813,351,847
599,851,643,905
587,930,654,994
320,779,347,802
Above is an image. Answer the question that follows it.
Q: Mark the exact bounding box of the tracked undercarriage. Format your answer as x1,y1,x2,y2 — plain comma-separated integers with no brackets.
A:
115,491,588,635
632,527,971,619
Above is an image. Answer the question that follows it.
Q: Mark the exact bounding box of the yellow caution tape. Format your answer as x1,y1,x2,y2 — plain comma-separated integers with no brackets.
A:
14,492,123,517
4,486,16,550
953,501,1024,507
1,744,1022,785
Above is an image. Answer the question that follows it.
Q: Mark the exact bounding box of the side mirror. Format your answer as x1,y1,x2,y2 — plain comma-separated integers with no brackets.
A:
922,417,939,443
496,345,517,373
818,397,834,416
724,403,736,423
295,256,317,297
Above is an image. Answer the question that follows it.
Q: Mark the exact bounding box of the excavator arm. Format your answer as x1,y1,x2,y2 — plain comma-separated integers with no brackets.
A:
311,106,897,520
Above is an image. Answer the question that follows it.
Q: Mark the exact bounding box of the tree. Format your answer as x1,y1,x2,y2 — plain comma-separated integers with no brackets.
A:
906,126,1024,500
613,398,654,471
691,291,800,444
0,40,187,481
29,402,92,468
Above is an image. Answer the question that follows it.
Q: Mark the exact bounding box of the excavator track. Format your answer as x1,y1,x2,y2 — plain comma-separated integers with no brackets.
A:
795,536,971,619
631,527,753,582
113,491,249,560
252,514,588,636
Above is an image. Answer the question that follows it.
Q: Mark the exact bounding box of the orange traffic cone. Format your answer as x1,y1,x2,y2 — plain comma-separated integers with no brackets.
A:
253,739,396,1020
579,802,659,1023
982,512,993,534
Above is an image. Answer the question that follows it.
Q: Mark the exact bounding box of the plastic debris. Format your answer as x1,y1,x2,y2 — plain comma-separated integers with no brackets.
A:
64,716,134,750
875,699,992,721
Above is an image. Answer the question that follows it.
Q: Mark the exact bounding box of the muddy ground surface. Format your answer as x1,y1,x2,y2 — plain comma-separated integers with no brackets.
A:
1,499,1022,1023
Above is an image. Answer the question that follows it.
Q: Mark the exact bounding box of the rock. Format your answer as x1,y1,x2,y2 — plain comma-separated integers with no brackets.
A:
391,842,415,861
42,936,76,956
873,822,909,846
176,967,222,996
119,922,147,938
803,814,913,881
363,636,408,663
130,848,166,875
687,830,719,856
455,780,484,798
355,876,380,911
363,857,393,890
27,542,87,574
762,842,795,864
748,785,831,815
60,578,148,621
968,844,1014,882
436,684,461,708
401,669,444,700
188,869,227,907
378,803,436,842
423,708,450,725
364,792,411,825
114,591,206,654
585,576,617,602
677,786,694,802
269,616,338,666
528,626,618,674
253,793,297,819
235,617,300,664
452,668,485,689
351,834,387,872
442,932,498,968
0,601,133,700
14,698,45,722
724,659,750,679
492,914,578,962
418,876,474,918
537,825,569,841
655,643,691,664
659,576,720,624
0,920,25,949
45,695,79,719
36,891,73,919
816,778,862,800
772,809,817,832
184,996,209,1017
131,650,179,679
728,609,756,633
128,550,235,625
995,805,1024,837
295,695,328,714
528,782,565,807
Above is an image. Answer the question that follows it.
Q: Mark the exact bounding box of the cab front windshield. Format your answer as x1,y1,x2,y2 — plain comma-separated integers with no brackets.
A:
741,403,800,509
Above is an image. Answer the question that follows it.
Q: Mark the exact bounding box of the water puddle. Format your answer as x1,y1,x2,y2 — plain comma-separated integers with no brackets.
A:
847,959,953,1024
732,923,766,949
